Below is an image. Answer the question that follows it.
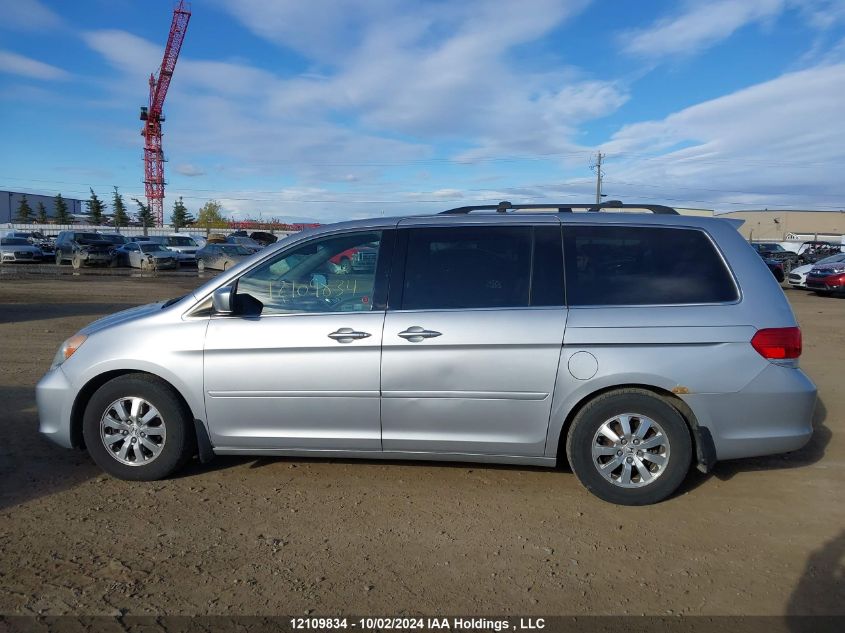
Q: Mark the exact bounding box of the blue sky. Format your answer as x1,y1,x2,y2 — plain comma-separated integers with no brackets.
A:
1,0,845,223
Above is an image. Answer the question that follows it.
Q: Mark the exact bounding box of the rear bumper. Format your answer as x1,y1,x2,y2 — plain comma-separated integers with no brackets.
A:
36,366,76,449
685,364,816,461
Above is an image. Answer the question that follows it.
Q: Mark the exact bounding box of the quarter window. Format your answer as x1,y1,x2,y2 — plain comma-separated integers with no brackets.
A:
563,225,738,306
236,232,382,314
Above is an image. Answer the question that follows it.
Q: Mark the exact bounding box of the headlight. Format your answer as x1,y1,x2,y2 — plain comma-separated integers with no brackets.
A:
51,334,87,369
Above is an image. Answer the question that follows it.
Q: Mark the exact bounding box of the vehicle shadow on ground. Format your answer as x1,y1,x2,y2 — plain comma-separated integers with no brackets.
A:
678,397,831,494
0,386,100,511
0,303,138,324
176,454,554,480
786,529,845,617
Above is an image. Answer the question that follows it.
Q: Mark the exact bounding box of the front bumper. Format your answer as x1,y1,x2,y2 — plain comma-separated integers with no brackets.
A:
1,252,42,262
36,366,76,449
685,364,816,461
807,277,845,293
79,251,113,265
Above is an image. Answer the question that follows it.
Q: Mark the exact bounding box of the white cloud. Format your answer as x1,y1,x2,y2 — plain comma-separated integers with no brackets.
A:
0,0,62,31
0,50,68,80
621,0,786,58
601,63,845,209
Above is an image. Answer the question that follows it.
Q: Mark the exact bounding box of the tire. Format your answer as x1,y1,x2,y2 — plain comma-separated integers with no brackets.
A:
82,373,196,481
339,257,352,274
197,260,205,273
566,389,692,505
55,251,63,265
71,254,82,269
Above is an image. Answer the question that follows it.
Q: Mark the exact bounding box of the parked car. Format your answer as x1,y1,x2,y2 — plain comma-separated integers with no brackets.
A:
752,240,841,273
196,243,253,272
249,231,278,247
762,257,785,282
162,234,202,263
115,242,178,270
225,235,263,253
0,237,43,263
1,230,55,255
806,260,845,296
329,245,378,274
788,252,845,288
54,231,117,268
37,201,817,506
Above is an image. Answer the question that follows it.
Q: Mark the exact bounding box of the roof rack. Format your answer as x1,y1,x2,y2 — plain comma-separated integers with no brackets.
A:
439,199,679,215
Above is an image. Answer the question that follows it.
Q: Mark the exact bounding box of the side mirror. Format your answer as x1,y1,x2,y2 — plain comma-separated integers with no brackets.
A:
212,286,234,315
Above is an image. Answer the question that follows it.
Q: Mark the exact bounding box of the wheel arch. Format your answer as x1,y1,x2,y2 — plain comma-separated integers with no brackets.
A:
70,369,197,450
553,383,716,473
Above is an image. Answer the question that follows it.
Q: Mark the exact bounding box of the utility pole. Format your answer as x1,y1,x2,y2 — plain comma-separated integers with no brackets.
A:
593,151,604,204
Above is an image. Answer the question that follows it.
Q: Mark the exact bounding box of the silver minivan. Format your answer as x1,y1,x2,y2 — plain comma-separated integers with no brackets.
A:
37,202,817,505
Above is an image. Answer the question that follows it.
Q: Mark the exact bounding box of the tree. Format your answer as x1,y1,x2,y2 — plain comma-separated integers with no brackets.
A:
196,199,227,231
16,195,33,222
132,198,155,234
111,186,129,228
54,193,70,225
170,196,194,231
86,188,106,225
37,202,48,224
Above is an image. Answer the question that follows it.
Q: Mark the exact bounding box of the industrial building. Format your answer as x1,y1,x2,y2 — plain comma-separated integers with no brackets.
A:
718,209,845,242
1,190,85,224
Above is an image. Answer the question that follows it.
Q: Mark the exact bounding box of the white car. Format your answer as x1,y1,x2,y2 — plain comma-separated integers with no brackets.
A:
788,252,845,288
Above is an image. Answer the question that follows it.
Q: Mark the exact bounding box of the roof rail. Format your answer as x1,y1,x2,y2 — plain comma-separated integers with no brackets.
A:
439,200,679,215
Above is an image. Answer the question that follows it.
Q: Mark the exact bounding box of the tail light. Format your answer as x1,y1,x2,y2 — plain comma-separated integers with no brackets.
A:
751,327,802,360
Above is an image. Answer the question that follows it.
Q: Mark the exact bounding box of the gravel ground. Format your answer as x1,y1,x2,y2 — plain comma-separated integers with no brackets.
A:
0,271,842,616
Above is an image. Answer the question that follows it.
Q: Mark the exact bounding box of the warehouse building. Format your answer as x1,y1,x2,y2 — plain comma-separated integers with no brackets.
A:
0,190,85,224
718,209,845,242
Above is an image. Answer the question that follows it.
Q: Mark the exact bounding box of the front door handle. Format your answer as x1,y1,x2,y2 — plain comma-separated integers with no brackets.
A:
328,328,371,343
398,326,442,343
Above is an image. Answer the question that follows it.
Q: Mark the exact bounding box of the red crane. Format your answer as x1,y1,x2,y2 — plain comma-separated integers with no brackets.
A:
140,1,191,226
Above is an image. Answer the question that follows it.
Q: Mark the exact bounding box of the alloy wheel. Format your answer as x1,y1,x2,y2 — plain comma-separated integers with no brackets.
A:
100,397,167,466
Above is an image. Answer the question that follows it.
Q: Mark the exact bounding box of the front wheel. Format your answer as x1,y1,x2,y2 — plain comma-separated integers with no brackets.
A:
566,389,692,505
82,374,196,480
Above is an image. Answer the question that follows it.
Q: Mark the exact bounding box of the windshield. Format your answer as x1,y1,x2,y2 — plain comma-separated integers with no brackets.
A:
221,245,251,256
100,235,128,244
140,243,169,253
232,237,260,248
754,243,784,252
1,238,30,246
166,236,196,246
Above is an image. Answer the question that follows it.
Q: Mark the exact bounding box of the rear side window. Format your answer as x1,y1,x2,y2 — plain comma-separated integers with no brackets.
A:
399,225,563,310
563,225,738,306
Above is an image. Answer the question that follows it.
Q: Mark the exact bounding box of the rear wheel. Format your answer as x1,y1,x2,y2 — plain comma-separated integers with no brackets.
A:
82,374,196,480
566,389,692,505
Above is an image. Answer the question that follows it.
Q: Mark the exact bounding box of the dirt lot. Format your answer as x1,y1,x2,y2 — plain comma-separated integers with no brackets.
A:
0,271,842,616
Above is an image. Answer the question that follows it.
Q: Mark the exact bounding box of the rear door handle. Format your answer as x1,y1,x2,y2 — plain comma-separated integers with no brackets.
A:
328,328,371,343
398,326,442,343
